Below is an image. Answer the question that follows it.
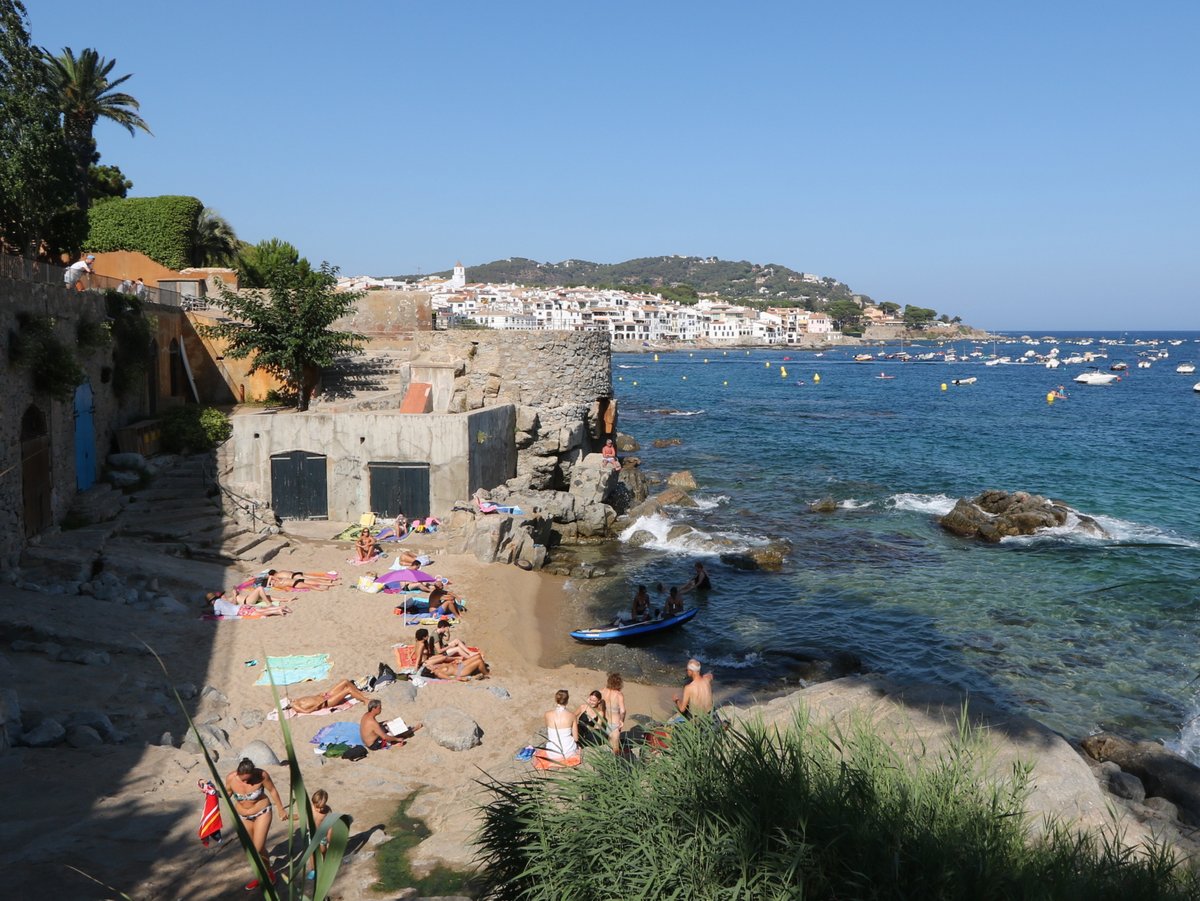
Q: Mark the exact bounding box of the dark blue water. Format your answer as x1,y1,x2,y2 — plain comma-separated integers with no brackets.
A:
558,332,1200,753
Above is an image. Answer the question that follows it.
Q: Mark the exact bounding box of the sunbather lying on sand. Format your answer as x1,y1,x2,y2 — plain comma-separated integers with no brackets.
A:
205,588,292,617
287,679,372,714
428,586,464,618
424,654,489,681
258,570,339,591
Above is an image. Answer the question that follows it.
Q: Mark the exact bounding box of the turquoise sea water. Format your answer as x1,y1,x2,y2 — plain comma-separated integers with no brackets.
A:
556,332,1200,756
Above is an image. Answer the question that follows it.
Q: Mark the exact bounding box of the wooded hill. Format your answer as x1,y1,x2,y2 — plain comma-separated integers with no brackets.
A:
388,256,868,308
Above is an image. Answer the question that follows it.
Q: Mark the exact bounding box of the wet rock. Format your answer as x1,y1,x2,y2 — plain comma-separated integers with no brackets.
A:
625,530,657,548
423,707,483,751
938,490,1103,543
615,433,640,452
810,496,838,513
655,487,697,508
1081,732,1200,823
1106,770,1147,803
667,470,697,490
624,498,663,522
652,437,682,448
720,540,791,571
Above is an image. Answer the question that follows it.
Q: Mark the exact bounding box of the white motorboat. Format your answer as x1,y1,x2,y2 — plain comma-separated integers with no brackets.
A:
1136,360,1151,369
1073,368,1119,386
1195,382,1200,393
1045,358,1061,368
1176,363,1196,374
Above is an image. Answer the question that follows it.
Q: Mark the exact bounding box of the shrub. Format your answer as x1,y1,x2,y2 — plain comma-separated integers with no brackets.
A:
8,312,85,400
86,195,204,270
104,290,152,399
161,405,231,453
475,714,1200,900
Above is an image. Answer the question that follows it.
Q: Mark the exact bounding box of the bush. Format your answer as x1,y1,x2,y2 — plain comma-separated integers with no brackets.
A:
8,313,85,400
104,290,152,399
475,714,1200,900
160,405,231,453
86,195,204,269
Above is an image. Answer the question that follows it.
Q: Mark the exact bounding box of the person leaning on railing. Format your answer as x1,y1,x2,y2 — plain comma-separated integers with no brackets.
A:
64,254,95,291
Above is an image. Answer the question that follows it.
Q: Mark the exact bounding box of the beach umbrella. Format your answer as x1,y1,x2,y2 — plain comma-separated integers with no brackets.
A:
376,569,437,585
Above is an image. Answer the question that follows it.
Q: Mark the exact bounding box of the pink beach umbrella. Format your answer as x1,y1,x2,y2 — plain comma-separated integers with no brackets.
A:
376,569,437,585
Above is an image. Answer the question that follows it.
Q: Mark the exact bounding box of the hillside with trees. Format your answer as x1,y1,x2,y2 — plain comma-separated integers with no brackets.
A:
390,256,865,308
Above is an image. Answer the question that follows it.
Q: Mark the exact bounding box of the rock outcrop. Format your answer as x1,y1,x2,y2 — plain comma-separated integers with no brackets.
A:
938,490,1107,543
1081,732,1200,825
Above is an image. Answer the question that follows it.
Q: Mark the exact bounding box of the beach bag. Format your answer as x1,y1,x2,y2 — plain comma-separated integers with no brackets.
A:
376,662,398,685
341,745,368,761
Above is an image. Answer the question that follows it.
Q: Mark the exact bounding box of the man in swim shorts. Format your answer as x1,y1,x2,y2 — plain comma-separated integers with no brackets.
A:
359,700,420,750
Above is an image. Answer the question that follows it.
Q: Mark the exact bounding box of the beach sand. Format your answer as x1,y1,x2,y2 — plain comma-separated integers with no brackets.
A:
0,525,676,900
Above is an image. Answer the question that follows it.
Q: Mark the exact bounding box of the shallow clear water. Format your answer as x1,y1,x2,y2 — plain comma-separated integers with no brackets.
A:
555,333,1200,753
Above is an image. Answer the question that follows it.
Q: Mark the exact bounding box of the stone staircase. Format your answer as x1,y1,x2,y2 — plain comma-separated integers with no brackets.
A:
309,351,411,411
19,455,290,596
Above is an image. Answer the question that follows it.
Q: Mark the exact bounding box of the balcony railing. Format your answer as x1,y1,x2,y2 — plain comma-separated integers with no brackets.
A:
0,252,212,311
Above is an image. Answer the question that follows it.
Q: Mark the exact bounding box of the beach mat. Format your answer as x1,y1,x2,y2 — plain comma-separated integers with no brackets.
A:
254,654,331,685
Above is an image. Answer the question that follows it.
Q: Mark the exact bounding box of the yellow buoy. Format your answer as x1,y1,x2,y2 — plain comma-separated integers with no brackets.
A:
723,351,728,356
1046,392,1056,404
653,353,659,362
682,375,687,380
941,383,948,391
813,373,821,383
632,381,638,386
618,376,623,381
723,380,728,386
765,361,770,368
704,358,709,364
780,366,788,378
689,352,694,357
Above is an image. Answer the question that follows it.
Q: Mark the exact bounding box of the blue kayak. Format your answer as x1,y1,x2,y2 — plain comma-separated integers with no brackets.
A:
570,608,697,643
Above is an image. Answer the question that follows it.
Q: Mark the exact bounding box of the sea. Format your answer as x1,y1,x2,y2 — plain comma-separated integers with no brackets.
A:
544,331,1200,760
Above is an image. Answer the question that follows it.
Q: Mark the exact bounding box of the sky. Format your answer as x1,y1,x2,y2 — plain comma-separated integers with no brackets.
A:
28,0,1200,330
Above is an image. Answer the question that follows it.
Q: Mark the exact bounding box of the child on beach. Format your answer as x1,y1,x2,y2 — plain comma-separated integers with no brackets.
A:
306,789,332,879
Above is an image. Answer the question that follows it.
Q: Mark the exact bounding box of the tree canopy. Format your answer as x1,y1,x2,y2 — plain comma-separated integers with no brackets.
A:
234,237,314,288
40,46,150,212
0,0,76,254
201,262,364,411
903,304,939,328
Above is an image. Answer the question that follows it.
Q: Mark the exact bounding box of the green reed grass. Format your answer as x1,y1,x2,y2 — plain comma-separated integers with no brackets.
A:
473,711,1199,901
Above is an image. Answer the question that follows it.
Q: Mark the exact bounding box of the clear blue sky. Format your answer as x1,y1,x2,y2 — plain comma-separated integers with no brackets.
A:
30,1,1199,330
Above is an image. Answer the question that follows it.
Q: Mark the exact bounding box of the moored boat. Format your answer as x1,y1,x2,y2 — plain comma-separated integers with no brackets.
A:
570,608,698,643
1073,368,1119,386
1177,363,1196,374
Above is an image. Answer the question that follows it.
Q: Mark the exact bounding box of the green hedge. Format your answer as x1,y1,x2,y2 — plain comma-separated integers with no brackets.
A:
86,195,202,270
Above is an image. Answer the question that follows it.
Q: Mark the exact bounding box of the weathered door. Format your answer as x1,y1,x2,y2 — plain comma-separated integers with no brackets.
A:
368,462,430,521
21,406,52,537
73,381,96,491
270,451,328,520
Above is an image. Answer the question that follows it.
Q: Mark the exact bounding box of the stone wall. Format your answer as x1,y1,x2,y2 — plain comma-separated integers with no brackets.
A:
0,277,179,562
412,330,614,492
222,404,515,521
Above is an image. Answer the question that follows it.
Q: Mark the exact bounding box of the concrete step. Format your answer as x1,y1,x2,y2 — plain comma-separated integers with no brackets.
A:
125,488,217,504
20,543,99,584
218,532,270,559
120,514,225,540
238,536,290,564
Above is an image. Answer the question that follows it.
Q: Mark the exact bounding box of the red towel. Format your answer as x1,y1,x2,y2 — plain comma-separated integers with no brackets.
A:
198,780,223,846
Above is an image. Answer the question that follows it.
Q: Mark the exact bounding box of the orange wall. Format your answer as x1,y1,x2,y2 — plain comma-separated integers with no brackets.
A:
88,250,184,287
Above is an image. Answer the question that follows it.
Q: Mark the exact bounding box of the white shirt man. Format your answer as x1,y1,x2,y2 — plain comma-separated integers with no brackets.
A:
64,255,95,289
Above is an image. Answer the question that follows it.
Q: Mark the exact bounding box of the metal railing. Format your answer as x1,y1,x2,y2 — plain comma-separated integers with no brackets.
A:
0,251,213,311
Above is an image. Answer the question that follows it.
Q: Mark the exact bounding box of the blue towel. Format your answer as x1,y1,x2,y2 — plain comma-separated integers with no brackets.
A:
254,654,331,686
311,722,363,748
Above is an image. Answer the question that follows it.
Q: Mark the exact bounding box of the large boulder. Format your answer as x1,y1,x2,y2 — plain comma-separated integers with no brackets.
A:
237,739,281,768
615,433,640,452
655,487,698,508
652,437,682,448
667,470,697,490
605,464,649,516
720,539,791,572
938,490,1104,543
423,707,483,751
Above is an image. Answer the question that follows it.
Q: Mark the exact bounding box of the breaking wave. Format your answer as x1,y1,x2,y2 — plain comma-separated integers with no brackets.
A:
886,493,957,516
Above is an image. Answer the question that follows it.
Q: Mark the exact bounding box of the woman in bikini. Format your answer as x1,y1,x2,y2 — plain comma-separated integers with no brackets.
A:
354,528,380,563
205,589,292,617
575,690,608,746
288,679,373,714
225,757,287,891
600,672,626,755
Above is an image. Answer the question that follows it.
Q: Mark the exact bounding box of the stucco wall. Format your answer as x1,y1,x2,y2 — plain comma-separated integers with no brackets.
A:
225,404,515,521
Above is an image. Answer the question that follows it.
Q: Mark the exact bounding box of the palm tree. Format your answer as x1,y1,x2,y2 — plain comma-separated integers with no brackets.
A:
40,47,151,211
189,207,239,267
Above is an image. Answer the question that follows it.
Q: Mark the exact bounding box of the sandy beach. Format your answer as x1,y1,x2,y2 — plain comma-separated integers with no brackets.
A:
0,523,677,900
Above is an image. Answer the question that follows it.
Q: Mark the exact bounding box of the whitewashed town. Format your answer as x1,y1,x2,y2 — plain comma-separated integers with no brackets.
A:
337,262,905,346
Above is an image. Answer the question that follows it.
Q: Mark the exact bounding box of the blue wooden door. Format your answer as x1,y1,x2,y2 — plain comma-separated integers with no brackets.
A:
73,382,96,491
